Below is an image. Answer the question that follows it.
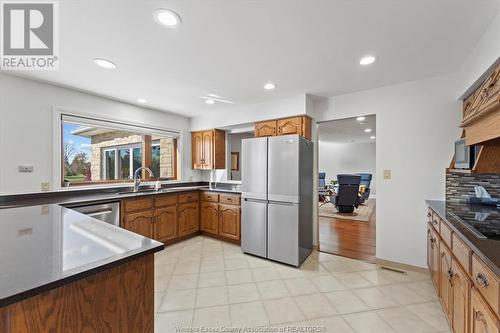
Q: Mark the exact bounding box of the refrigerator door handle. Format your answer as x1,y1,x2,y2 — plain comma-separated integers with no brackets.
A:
243,198,268,203
268,200,295,206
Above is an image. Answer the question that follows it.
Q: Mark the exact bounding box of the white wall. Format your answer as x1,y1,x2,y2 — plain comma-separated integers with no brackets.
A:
310,75,463,267
0,73,197,195
319,141,376,195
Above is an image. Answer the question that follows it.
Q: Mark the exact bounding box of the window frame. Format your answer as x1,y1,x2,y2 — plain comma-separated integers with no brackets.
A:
54,109,182,189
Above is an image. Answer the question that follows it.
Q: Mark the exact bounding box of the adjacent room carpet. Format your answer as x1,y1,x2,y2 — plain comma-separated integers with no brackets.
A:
319,198,375,222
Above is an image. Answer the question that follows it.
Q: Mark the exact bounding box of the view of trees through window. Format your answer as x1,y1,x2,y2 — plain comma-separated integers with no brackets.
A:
62,118,177,186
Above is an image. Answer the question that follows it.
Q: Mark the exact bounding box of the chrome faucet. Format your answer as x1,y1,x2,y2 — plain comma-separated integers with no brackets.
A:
133,167,154,192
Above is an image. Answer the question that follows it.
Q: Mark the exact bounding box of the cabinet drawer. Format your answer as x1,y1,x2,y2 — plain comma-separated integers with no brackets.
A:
427,208,434,224
201,192,219,202
220,194,240,205
431,212,440,229
453,234,471,274
472,254,499,315
123,197,154,213
155,194,177,207
178,192,199,203
439,219,452,249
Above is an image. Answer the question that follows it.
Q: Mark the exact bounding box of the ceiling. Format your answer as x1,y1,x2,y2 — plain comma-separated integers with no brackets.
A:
319,114,376,144
9,0,500,118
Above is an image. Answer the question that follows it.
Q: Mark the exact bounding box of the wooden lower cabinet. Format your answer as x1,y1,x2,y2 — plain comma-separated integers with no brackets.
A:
123,210,153,238
471,288,500,333
219,204,240,241
178,202,199,237
428,225,440,292
452,260,470,333
154,206,177,242
201,202,219,235
428,207,500,333
440,243,454,320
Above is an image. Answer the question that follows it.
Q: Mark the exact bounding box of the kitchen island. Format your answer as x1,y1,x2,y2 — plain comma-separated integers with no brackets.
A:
0,204,164,332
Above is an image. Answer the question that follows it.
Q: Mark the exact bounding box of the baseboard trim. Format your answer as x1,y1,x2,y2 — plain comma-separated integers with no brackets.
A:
375,258,428,274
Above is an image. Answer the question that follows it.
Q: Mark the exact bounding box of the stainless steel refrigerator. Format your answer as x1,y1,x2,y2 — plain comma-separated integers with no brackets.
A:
241,134,313,267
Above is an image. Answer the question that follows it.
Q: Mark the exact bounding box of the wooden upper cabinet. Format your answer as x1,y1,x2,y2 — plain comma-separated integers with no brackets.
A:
154,206,177,242
255,120,277,137
462,63,500,145
277,117,303,136
192,132,204,170
219,204,240,241
255,116,311,140
470,288,500,333
122,210,153,238
200,202,219,235
191,129,225,170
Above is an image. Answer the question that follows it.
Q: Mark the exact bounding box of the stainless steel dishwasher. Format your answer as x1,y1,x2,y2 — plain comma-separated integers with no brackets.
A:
68,201,120,226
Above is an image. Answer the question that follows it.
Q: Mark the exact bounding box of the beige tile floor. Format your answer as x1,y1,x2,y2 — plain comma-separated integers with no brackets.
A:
154,236,450,333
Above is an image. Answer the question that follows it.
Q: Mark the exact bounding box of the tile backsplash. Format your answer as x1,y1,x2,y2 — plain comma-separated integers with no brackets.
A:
446,170,500,203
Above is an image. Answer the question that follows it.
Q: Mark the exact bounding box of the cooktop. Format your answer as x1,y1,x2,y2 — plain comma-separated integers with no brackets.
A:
448,205,500,240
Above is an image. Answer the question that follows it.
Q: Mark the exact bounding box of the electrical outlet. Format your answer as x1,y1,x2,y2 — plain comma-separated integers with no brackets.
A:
383,169,392,180
18,165,34,173
41,182,50,192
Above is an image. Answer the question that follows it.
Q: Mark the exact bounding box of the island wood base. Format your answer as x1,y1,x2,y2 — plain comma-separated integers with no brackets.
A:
0,255,154,333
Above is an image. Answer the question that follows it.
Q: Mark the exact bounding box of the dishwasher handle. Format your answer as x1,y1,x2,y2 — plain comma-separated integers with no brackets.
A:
85,209,114,217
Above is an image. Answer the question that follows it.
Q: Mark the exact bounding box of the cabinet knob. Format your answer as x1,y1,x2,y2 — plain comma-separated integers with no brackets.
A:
427,212,432,218
476,273,490,288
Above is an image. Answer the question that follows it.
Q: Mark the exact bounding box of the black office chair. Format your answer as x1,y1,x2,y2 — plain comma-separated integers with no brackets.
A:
319,172,328,202
356,173,372,204
333,174,361,213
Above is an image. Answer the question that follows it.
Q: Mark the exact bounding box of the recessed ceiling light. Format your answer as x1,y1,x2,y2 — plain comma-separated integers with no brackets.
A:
205,99,215,105
356,116,366,121
364,128,372,133
154,9,181,28
93,58,116,69
264,82,276,90
359,55,376,66
370,136,376,139
137,98,147,104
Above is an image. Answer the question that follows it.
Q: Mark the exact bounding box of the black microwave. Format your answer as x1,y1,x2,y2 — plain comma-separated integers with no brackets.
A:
454,139,479,169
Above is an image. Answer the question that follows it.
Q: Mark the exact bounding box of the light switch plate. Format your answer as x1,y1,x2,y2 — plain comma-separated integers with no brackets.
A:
18,165,34,173
41,182,50,192
383,169,392,180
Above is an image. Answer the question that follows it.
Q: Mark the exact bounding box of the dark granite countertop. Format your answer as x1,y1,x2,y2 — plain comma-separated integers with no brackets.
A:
0,205,164,307
0,183,241,209
426,200,500,276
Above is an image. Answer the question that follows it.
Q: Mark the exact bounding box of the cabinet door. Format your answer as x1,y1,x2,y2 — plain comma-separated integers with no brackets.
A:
219,204,240,241
452,261,470,333
178,203,199,237
200,202,219,235
470,288,500,333
428,225,440,292
255,120,277,137
277,117,303,136
123,211,153,238
191,132,204,169
202,131,214,169
440,243,453,319
154,206,177,242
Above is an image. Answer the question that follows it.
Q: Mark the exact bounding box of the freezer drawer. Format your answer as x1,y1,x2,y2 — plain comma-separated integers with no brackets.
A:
241,198,267,258
241,137,268,200
268,201,299,266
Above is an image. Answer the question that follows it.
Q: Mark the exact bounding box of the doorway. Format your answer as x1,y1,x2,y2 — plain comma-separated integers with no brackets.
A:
317,115,376,262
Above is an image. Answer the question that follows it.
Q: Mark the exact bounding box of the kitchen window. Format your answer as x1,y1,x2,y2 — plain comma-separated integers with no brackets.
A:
61,114,179,186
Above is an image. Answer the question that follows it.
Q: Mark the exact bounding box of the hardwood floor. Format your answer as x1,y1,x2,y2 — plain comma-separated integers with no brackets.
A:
319,200,376,262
